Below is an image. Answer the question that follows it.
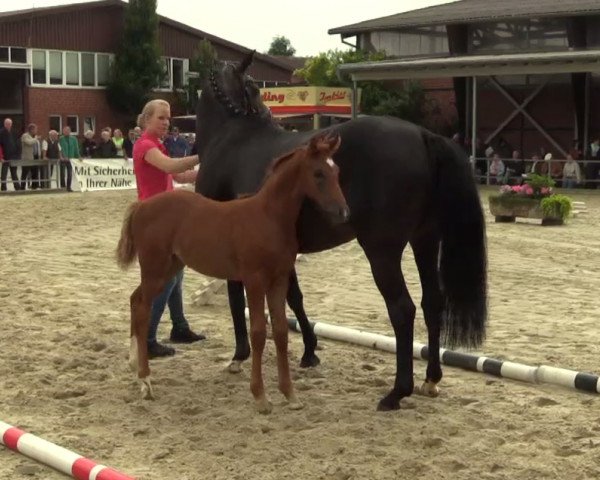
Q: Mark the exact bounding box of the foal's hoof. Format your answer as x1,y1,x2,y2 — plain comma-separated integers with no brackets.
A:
299,353,321,369
227,360,243,374
415,380,440,398
140,377,154,400
376,393,401,412
256,398,273,415
288,399,304,410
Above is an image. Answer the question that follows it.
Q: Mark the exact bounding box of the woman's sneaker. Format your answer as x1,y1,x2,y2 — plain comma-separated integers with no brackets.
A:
148,342,176,358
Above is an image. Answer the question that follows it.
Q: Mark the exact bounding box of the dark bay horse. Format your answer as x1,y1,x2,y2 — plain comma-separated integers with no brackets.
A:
116,133,348,413
195,52,488,411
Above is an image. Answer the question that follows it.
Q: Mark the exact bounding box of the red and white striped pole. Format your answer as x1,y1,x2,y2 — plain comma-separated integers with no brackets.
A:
1,421,135,480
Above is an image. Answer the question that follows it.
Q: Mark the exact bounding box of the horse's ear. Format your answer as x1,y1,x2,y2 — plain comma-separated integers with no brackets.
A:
237,50,255,74
308,132,341,156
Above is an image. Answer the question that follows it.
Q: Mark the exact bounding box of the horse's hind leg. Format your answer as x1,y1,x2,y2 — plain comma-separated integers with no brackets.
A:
412,232,443,397
245,280,271,414
269,276,303,410
287,269,320,368
129,282,157,400
360,239,415,411
227,280,250,373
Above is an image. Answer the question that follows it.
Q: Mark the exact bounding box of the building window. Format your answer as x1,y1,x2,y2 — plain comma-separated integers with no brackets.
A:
97,54,110,86
49,115,62,132
66,115,79,135
83,116,95,134
66,52,79,86
160,57,171,89
173,59,184,89
81,53,95,86
10,47,26,63
0,47,8,63
32,50,46,84
49,51,63,85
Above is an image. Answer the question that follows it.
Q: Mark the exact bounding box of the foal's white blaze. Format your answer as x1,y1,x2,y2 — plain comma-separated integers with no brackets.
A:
326,158,336,168
128,336,138,373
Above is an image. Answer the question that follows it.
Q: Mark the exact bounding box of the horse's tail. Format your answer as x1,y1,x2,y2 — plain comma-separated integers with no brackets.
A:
116,202,140,270
423,131,488,350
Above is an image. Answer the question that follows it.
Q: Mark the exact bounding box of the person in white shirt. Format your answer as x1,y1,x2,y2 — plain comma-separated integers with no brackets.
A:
562,154,581,189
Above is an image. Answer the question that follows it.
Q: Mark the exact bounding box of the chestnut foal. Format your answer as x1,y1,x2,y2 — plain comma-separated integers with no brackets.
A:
116,133,348,413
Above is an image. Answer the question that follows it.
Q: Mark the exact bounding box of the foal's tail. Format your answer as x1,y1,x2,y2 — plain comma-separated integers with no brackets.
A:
116,202,140,270
423,131,488,350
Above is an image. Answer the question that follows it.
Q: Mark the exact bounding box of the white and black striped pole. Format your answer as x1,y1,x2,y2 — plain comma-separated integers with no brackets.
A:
286,317,600,394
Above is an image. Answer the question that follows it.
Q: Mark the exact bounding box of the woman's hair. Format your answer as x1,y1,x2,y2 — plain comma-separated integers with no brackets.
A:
84,130,94,139
137,99,170,129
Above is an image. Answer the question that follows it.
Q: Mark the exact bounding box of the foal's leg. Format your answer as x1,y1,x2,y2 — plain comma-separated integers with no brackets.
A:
268,276,303,410
412,233,444,397
130,281,161,400
286,269,320,368
245,280,271,414
227,280,251,373
360,240,416,411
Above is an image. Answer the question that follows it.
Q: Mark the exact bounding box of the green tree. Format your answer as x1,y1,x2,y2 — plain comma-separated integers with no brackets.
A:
180,39,218,113
295,49,434,126
106,0,165,116
267,36,296,56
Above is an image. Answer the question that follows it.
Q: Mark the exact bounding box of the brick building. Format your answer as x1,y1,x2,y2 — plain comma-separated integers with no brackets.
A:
330,0,600,159
0,0,294,137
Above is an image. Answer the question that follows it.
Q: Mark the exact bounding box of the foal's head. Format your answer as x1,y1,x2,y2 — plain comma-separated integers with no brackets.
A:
271,133,349,223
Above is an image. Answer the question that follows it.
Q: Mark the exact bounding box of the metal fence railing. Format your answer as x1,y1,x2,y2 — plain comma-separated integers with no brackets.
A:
472,157,600,188
0,159,62,192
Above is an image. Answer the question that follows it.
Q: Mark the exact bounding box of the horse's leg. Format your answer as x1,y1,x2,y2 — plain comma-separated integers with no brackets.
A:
130,281,161,400
227,280,250,373
287,268,320,368
268,276,303,410
245,280,271,414
360,240,415,411
412,232,444,398
131,257,179,399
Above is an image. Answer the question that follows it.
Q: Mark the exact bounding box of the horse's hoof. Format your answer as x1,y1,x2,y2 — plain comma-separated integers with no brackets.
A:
416,380,440,398
256,398,273,414
140,377,154,400
288,399,304,410
228,360,242,374
299,354,321,368
377,394,401,412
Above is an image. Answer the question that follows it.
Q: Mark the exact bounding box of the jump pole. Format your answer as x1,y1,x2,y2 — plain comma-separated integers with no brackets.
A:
0,421,135,480
283,317,600,395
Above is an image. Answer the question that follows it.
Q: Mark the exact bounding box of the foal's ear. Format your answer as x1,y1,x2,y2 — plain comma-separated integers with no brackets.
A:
308,132,341,156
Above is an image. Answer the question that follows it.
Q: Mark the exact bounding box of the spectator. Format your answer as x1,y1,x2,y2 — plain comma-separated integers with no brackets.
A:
81,130,97,159
489,153,505,185
163,127,188,158
113,129,125,157
0,118,21,191
42,130,62,189
20,123,42,190
95,130,118,158
59,126,80,192
562,154,582,189
122,129,136,159
133,98,205,358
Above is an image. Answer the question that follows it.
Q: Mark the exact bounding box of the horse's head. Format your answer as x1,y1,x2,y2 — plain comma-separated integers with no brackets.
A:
201,50,270,119
271,132,349,224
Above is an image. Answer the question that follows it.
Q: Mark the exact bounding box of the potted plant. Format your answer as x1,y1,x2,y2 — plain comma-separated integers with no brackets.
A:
488,174,572,226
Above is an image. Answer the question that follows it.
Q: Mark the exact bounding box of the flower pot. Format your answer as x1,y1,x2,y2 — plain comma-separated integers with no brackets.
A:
489,195,563,225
